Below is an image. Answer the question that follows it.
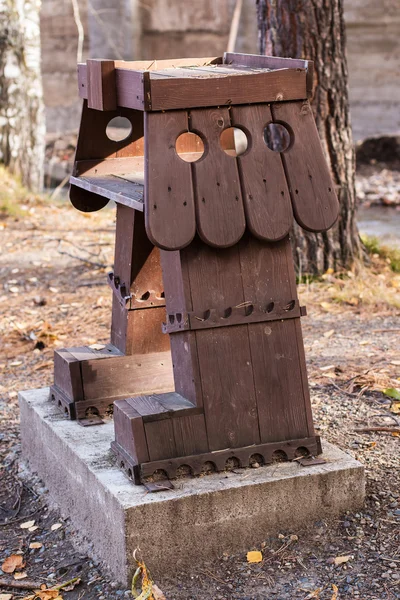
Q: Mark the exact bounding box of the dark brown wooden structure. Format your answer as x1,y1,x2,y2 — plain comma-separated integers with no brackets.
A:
50,53,339,483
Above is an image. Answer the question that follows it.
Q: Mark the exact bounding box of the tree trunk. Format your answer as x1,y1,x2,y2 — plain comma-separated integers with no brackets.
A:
0,0,45,191
256,0,361,275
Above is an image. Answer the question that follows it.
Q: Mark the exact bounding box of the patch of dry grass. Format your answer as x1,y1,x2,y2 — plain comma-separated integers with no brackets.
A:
299,258,400,311
0,165,47,217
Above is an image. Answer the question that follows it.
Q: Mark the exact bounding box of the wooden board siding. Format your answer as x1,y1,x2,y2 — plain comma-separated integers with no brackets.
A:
148,68,307,111
271,101,340,232
144,110,196,250
230,103,292,241
78,64,308,111
190,107,245,248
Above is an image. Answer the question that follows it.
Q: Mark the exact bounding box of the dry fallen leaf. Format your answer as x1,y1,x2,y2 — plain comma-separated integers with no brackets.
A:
28,525,38,532
29,542,43,549
152,584,167,600
89,343,106,351
334,555,352,566
1,554,24,573
331,583,339,600
323,329,335,339
304,590,321,599
0,594,13,600
20,520,35,529
247,550,263,563
14,572,28,580
391,402,400,414
50,523,62,531
62,577,81,592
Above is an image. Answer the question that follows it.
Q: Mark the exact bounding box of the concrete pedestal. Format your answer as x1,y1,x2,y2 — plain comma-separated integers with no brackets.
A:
19,388,365,585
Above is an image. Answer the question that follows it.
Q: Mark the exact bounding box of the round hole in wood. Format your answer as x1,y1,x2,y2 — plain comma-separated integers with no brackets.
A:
271,450,288,463
266,301,275,313
294,446,310,458
105,116,132,142
175,132,205,162
285,300,296,311
152,469,169,482
249,453,265,467
220,127,248,157
176,464,193,478
264,122,291,152
223,307,232,319
225,457,240,471
201,461,216,475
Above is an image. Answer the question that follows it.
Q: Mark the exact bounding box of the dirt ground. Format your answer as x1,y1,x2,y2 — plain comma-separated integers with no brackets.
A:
0,182,399,599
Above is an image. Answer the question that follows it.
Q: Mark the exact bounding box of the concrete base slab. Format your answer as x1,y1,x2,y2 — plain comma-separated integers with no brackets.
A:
20,387,365,585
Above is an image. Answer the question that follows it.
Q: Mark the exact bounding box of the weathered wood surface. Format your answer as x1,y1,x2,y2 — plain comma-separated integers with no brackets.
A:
272,101,339,232
144,110,195,249
78,63,308,111
81,351,173,401
86,59,116,111
70,100,144,212
70,175,143,210
230,103,292,241
148,68,307,111
139,436,321,480
190,108,245,247
78,56,221,98
223,52,313,98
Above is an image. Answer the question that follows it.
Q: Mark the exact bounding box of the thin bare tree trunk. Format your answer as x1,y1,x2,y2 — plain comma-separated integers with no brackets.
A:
0,0,45,191
257,0,361,275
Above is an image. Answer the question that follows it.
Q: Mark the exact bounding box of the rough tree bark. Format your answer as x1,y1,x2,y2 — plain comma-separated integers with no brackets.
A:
0,0,45,191
257,0,361,275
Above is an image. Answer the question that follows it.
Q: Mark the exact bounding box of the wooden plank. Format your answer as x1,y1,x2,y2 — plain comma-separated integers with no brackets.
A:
148,68,307,111
69,175,144,210
239,236,312,443
111,304,170,356
230,104,292,241
81,351,174,400
113,399,149,464
172,413,209,457
87,59,116,111
223,52,314,98
74,157,144,177
126,395,169,418
190,107,245,247
78,58,221,99
271,101,339,232
145,419,177,462
53,349,83,401
159,249,204,408
185,240,259,451
144,110,196,250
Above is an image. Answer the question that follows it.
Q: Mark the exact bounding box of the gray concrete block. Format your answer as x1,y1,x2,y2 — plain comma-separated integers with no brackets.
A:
20,387,365,586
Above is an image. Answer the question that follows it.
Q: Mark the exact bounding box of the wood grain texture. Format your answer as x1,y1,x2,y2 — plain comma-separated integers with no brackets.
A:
272,100,339,232
145,110,196,250
190,108,245,247
53,349,83,401
148,69,307,111
78,57,221,100
87,59,116,111
71,100,144,212
239,235,312,442
230,104,292,241
223,52,313,98
145,419,177,461
172,413,209,457
81,351,174,401
113,399,149,464
185,240,259,451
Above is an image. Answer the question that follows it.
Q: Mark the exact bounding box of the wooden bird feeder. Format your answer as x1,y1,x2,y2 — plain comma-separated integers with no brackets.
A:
50,53,339,484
